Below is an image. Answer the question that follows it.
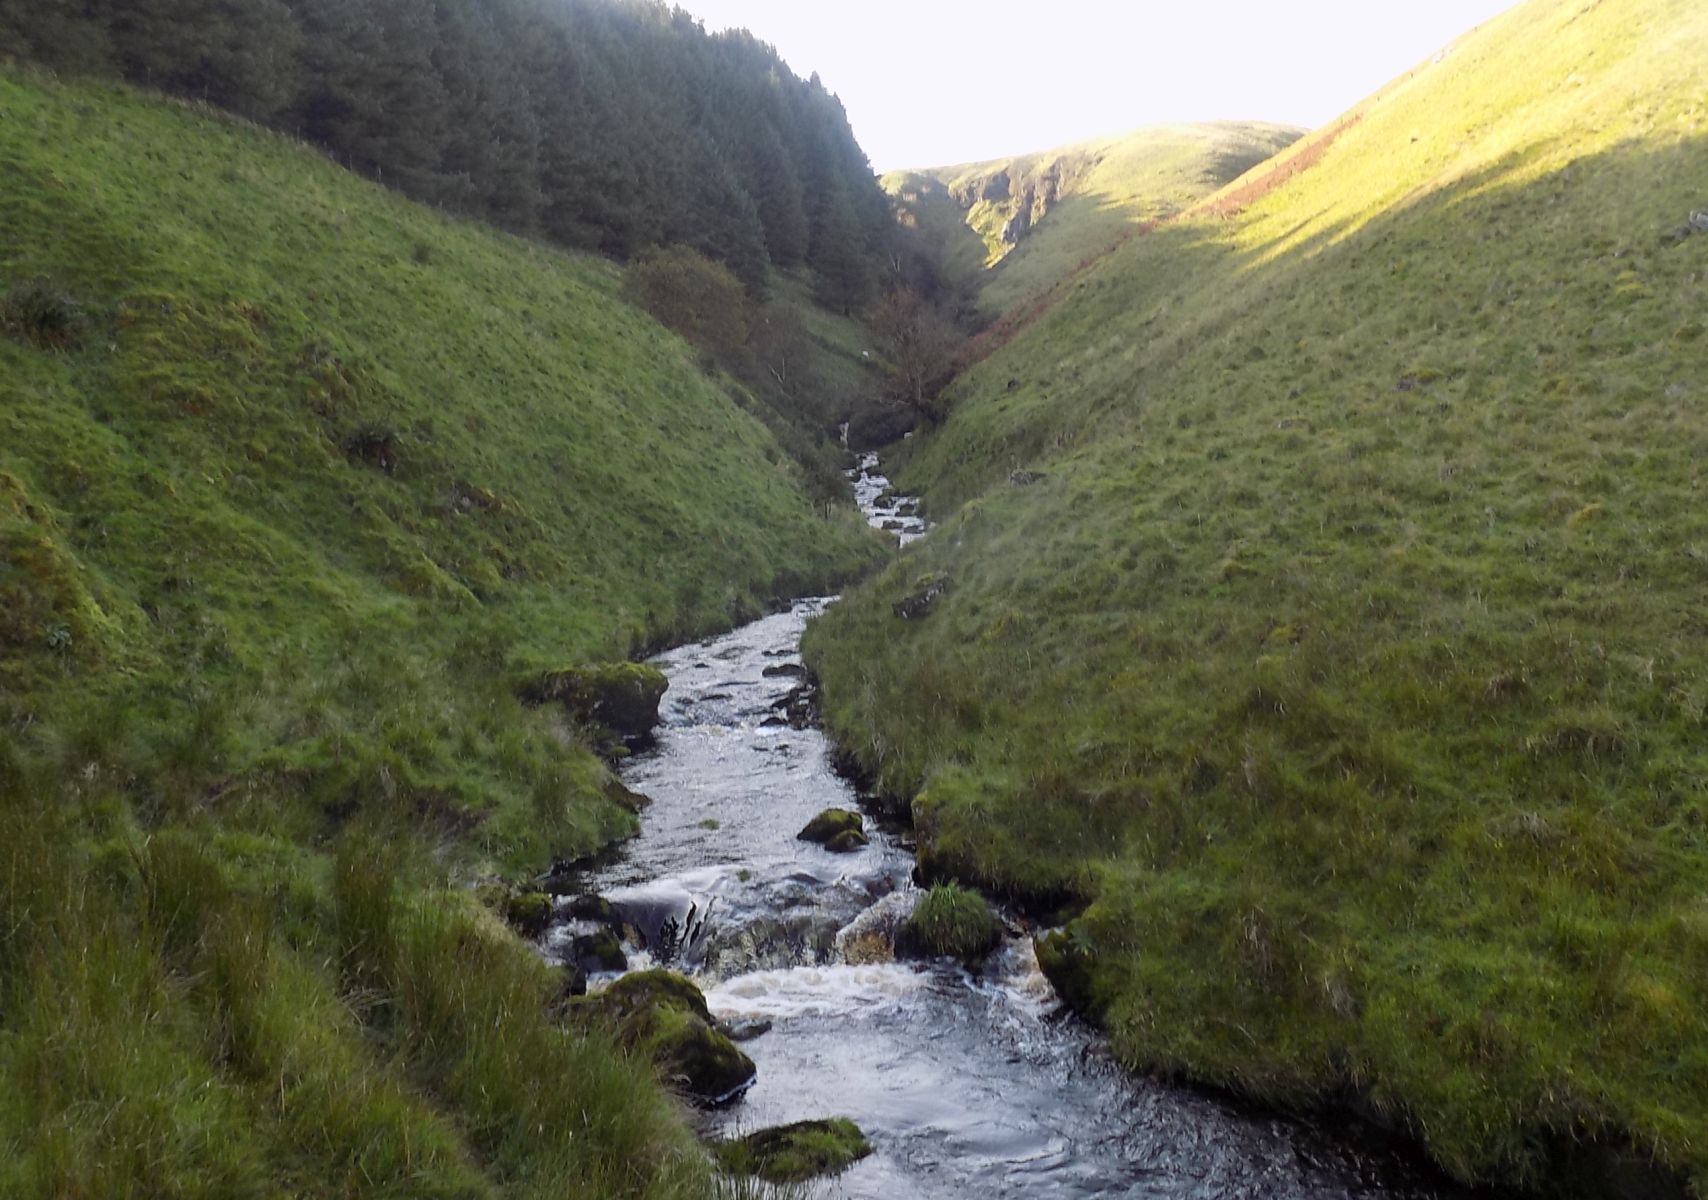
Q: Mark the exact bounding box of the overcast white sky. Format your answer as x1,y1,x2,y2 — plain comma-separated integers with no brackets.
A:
675,1,1522,170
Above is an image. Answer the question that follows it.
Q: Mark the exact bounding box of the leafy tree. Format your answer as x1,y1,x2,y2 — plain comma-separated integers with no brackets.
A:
620,246,750,363
867,288,960,422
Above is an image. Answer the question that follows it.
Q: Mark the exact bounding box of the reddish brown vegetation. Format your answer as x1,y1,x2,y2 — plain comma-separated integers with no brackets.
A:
954,114,1365,374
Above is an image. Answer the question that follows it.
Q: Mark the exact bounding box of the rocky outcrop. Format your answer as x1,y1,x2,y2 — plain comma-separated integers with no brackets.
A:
892,573,949,620
519,661,668,752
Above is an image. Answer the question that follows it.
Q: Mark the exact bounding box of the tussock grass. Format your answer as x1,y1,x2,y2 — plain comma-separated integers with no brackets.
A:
809,0,1708,1189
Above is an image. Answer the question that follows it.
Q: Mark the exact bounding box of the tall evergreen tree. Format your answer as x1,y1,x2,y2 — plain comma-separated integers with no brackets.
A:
107,0,298,119
286,0,447,196
431,0,541,229
4,0,896,304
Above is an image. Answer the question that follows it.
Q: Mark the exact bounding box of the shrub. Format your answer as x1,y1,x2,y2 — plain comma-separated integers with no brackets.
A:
2,279,83,349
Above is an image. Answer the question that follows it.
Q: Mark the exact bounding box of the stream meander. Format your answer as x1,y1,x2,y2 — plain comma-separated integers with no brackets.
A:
549,456,1473,1199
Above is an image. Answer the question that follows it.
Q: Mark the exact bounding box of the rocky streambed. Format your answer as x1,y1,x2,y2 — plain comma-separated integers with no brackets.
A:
542,456,1476,1198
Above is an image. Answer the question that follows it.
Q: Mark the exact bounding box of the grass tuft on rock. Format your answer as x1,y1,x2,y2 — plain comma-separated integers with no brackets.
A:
896,884,1002,965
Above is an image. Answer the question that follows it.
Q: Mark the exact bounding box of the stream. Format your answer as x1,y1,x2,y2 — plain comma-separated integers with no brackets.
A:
548,455,1473,1199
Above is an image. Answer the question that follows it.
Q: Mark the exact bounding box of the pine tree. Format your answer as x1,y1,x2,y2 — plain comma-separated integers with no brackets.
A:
107,0,299,120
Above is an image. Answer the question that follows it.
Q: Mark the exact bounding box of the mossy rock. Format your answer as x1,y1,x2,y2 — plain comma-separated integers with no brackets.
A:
895,884,1001,965
797,808,863,845
603,775,653,812
1035,926,1102,1021
825,828,869,854
714,1118,873,1184
520,661,668,744
566,893,615,923
600,969,715,1021
503,891,553,938
588,970,755,1105
570,930,628,973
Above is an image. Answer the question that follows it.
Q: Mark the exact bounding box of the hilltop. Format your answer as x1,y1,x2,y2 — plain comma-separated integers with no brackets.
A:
0,66,880,1197
886,121,1301,315
808,0,1708,1191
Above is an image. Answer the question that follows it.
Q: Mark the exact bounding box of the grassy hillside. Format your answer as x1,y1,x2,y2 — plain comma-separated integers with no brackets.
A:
886,122,1300,316
0,65,880,1198
809,0,1708,1191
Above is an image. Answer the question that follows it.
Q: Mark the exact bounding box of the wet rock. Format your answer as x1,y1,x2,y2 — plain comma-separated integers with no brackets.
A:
698,909,848,977
895,883,1001,966
761,662,806,678
721,1017,773,1043
882,519,908,532
569,929,628,973
769,683,816,728
518,662,668,750
583,970,756,1106
797,808,863,845
760,715,789,728
713,1118,873,1184
537,858,590,896
503,891,553,938
892,573,949,620
609,884,712,965
825,828,870,854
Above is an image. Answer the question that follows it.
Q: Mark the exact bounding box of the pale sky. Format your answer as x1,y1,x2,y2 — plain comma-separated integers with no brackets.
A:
676,1,1522,170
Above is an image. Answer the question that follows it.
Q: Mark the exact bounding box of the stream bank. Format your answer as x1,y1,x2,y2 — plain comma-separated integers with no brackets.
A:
546,457,1476,1198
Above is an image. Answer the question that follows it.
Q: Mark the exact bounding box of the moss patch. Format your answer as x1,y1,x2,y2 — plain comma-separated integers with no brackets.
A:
713,1118,872,1184
797,808,863,844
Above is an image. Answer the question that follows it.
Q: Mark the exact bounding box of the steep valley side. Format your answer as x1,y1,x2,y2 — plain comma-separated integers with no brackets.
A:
808,0,1708,1192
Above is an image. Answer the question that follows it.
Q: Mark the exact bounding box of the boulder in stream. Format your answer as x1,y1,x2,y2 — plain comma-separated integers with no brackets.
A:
713,1118,873,1184
569,930,628,973
825,828,870,854
797,808,863,845
502,891,553,938
580,970,756,1106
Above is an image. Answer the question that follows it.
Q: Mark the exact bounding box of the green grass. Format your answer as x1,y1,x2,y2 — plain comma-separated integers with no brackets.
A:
887,122,1301,317
808,0,1708,1190
898,883,1000,963
0,65,882,1198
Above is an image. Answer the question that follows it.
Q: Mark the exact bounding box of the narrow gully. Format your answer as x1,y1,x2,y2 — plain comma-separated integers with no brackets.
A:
546,455,1475,1199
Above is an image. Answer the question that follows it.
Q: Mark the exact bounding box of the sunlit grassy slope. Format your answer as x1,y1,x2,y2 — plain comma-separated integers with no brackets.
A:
0,66,879,1197
887,122,1300,316
810,0,1708,1189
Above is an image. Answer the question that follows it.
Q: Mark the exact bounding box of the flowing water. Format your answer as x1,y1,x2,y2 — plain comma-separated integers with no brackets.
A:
549,456,1475,1199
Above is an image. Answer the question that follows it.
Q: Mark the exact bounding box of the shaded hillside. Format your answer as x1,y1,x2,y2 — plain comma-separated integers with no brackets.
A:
0,67,880,1197
809,0,1708,1191
1,0,893,308
888,122,1300,315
